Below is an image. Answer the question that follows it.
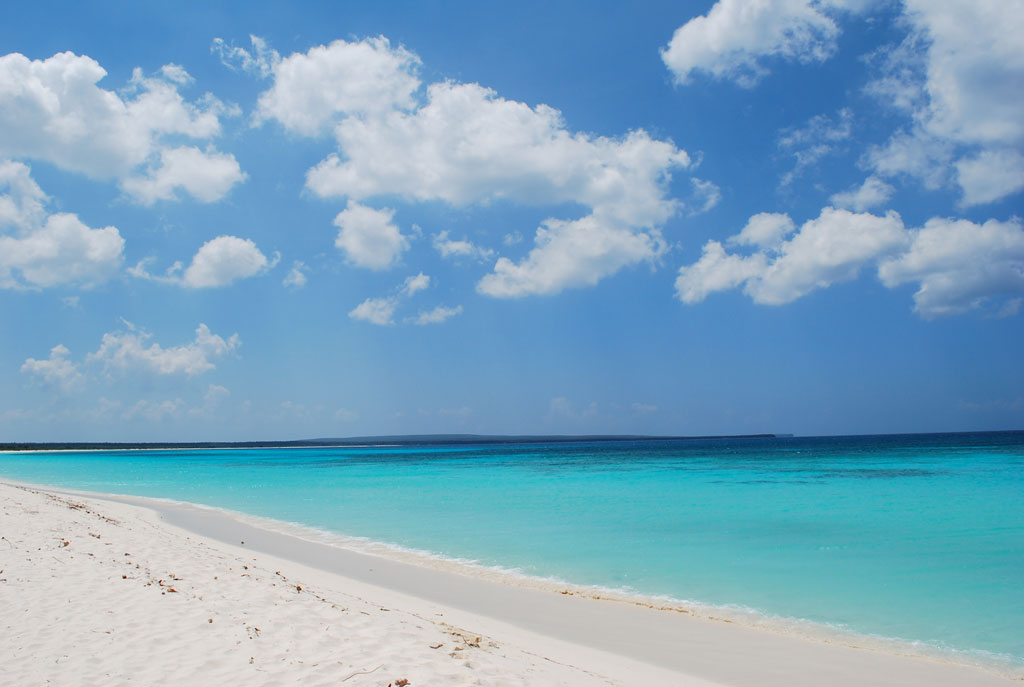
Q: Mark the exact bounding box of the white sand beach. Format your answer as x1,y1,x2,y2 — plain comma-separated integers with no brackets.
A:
0,481,1013,686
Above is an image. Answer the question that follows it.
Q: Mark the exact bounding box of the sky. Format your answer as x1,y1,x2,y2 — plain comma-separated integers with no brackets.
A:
1,0,1023,441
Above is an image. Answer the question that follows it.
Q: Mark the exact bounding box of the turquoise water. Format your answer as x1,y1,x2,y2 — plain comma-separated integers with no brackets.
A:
2,432,1022,674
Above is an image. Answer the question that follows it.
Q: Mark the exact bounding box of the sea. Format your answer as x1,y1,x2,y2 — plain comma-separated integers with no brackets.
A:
2,431,1022,676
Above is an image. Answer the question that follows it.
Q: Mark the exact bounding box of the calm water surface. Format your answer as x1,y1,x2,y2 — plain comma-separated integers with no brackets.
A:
2,432,1022,673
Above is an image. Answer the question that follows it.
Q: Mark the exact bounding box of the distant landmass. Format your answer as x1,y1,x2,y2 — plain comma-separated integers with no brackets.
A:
0,433,790,451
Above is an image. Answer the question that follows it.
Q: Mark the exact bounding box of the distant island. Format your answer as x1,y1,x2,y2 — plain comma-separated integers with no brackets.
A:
0,433,790,452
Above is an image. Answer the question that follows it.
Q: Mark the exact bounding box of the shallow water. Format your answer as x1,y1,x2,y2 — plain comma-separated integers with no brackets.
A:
2,432,1022,674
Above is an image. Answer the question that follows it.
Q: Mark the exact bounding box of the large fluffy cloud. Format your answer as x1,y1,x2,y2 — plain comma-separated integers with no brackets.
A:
864,0,1024,206
677,207,906,305
677,207,1024,317
0,51,244,203
256,37,691,295
0,161,124,289
878,217,1024,318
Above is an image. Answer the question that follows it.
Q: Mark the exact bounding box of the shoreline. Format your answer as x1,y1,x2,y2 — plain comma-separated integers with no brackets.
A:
1,479,1016,686
99,487,1023,679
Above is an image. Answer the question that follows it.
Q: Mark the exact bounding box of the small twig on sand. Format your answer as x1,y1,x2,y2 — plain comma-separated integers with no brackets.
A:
341,664,383,681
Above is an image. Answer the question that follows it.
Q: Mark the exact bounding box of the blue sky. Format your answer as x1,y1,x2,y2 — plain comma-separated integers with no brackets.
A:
2,0,1022,441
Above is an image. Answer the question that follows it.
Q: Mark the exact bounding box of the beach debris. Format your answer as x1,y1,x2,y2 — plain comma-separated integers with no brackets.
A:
393,679,410,687
340,664,382,681
61,540,70,547
208,618,213,623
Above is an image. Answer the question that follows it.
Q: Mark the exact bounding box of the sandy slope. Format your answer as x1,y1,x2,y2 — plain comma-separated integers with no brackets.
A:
0,481,1013,686
0,482,709,686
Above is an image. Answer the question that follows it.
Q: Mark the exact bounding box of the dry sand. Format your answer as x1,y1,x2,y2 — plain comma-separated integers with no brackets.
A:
0,481,1014,686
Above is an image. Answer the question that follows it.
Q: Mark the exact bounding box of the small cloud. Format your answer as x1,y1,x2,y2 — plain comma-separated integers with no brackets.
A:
211,35,280,78
160,63,194,85
351,273,448,326
402,272,431,296
21,344,86,393
830,176,895,211
123,398,186,422
778,108,853,186
503,231,523,246
632,402,658,415
333,201,409,270
689,178,721,214
204,384,230,405
334,407,357,422
349,296,399,326
412,304,463,325
433,230,495,262
283,260,308,289
61,296,81,309
548,397,598,421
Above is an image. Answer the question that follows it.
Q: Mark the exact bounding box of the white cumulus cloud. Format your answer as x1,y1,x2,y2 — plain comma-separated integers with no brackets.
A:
402,272,430,296
878,217,1024,318
678,205,1024,318
478,215,667,298
255,37,420,136
20,344,85,392
120,146,246,205
129,235,275,288
254,37,691,296
88,322,240,376
954,150,1024,208
677,207,907,305
661,0,857,87
864,0,1024,206
333,201,409,270
0,161,124,290
348,295,399,326
0,51,243,203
